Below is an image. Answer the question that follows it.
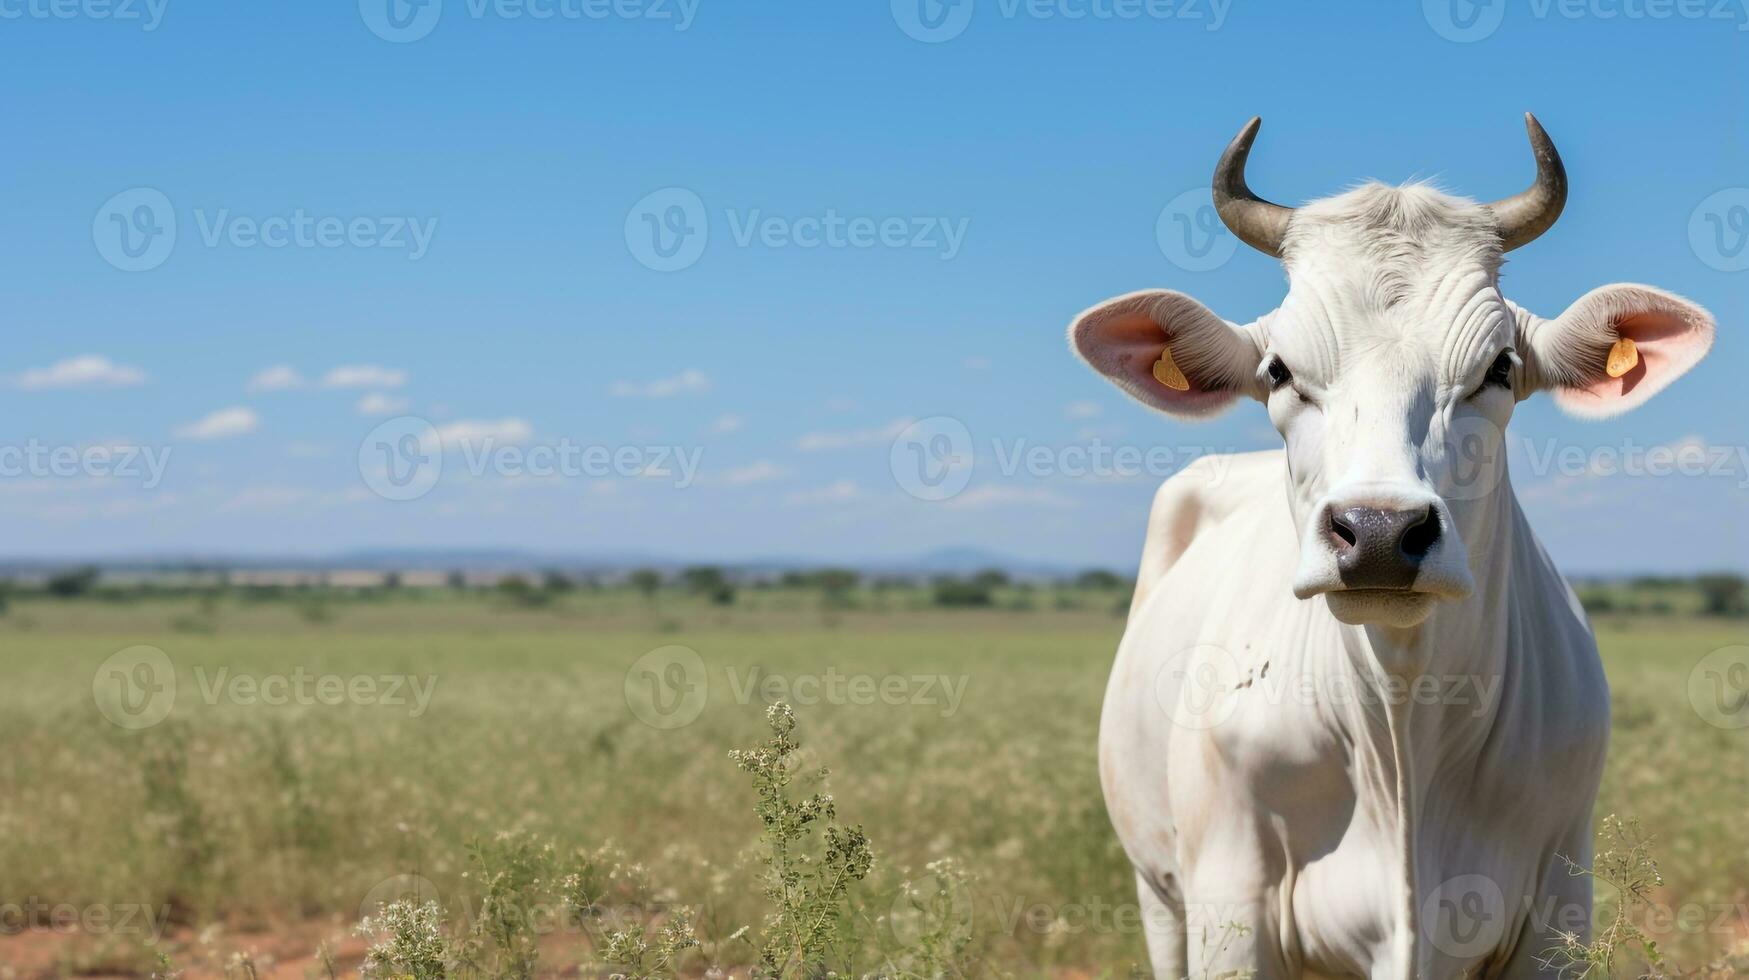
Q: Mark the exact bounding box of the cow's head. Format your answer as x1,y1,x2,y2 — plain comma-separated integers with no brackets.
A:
1071,116,1714,628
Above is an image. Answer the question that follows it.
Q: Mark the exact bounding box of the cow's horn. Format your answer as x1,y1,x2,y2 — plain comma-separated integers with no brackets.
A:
1487,113,1568,252
1212,116,1293,258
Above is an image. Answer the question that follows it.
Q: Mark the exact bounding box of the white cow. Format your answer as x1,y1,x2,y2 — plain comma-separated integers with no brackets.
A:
1072,116,1715,980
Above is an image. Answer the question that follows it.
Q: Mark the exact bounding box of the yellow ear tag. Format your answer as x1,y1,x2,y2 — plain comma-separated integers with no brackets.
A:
1606,337,1639,379
1153,346,1190,391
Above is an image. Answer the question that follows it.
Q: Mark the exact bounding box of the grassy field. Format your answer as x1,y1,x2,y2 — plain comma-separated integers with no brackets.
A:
0,590,1744,977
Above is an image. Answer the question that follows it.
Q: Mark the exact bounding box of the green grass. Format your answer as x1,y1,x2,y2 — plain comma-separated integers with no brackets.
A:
0,594,1743,976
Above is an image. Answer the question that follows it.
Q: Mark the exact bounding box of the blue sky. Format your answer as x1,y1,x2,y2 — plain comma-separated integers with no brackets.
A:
1,0,1744,572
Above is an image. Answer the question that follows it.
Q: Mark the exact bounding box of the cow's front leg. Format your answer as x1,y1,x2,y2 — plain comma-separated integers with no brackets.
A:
1181,893,1294,980
1492,831,1598,979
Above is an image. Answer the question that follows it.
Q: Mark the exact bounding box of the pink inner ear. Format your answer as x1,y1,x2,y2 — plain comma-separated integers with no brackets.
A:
1553,303,1712,417
1574,309,1693,402
1073,305,1241,417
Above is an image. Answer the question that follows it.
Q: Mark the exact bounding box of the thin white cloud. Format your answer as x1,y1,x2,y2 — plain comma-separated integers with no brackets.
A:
430,418,533,449
14,355,145,390
721,460,790,486
174,406,260,441
247,365,306,392
944,485,1075,509
1518,476,1606,508
609,368,710,398
357,392,410,416
322,365,408,388
784,480,862,505
709,413,744,434
795,418,913,452
221,485,375,511
1066,401,1102,420
222,486,312,511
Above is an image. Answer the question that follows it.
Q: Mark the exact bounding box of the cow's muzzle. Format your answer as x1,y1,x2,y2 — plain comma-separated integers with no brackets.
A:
1293,487,1474,625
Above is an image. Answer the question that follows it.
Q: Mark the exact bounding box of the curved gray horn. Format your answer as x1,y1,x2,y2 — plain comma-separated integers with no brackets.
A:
1212,116,1293,258
1488,113,1568,252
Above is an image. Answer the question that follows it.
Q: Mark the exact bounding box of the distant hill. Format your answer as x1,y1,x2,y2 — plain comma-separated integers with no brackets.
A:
0,546,1083,580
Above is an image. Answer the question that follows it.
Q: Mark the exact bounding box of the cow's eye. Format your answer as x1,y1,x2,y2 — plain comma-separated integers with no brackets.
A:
1481,350,1515,391
1265,356,1293,391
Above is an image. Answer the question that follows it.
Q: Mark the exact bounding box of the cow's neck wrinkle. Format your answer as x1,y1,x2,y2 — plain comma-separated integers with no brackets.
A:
1348,485,1537,980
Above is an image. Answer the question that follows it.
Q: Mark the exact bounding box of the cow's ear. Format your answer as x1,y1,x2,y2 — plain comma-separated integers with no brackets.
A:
1068,289,1266,418
1516,284,1715,419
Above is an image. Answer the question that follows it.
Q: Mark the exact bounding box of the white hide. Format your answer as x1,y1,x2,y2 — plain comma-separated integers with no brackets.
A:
1076,183,1714,979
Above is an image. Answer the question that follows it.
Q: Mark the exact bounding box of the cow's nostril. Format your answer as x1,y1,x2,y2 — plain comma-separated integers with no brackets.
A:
1328,509,1358,550
1330,504,1440,591
1400,508,1441,560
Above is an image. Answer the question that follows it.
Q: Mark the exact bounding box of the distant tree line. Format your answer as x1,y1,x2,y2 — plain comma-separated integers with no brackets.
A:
1576,573,1748,617
14,565,1747,619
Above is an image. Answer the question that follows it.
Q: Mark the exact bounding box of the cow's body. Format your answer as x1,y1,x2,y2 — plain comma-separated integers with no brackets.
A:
1071,117,1713,980
1100,450,1609,979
